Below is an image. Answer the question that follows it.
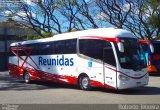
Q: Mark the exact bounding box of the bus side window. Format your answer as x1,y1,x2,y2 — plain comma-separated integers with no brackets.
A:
140,43,148,53
65,39,77,54
9,47,16,56
54,40,66,54
26,43,39,55
53,39,77,54
79,39,99,59
39,43,52,55
79,39,111,61
103,47,116,66
19,47,26,56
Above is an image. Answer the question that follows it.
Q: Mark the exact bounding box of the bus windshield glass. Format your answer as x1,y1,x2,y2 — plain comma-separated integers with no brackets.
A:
152,43,160,54
117,38,147,70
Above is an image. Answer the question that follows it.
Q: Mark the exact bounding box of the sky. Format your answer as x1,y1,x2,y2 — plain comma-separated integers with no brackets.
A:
0,0,120,33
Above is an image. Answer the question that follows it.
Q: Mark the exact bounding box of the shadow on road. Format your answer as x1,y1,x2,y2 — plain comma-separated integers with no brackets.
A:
92,86,160,95
1,72,160,95
0,80,78,91
0,73,78,91
149,74,160,77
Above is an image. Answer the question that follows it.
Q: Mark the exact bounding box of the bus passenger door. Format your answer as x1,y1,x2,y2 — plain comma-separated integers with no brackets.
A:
103,47,117,89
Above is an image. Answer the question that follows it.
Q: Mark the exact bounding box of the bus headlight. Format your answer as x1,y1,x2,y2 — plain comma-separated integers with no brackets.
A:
119,74,130,81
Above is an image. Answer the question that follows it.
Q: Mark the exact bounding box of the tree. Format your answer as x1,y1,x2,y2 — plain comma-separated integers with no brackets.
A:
3,0,100,35
75,0,99,28
146,0,160,38
95,0,160,39
23,32,54,40
55,0,80,32
96,0,132,28
3,0,62,37
4,0,91,37
55,0,100,30
2,0,160,39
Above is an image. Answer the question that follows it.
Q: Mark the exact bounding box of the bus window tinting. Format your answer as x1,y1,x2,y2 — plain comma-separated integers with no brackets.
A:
19,50,26,56
79,39,112,61
116,38,147,70
53,39,77,54
140,43,148,52
9,47,16,56
65,39,77,54
103,47,116,66
26,43,39,55
9,39,77,56
39,43,52,55
153,43,160,54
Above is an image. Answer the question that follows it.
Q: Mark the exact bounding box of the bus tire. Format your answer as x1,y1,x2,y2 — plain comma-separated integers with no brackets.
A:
79,75,91,91
23,71,31,84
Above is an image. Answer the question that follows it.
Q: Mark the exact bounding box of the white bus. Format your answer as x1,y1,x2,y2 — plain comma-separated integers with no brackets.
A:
9,28,152,90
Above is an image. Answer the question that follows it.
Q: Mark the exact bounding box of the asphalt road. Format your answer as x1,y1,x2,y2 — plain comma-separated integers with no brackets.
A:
0,71,160,104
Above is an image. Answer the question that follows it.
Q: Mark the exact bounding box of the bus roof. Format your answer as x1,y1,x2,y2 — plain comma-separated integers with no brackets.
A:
10,28,136,46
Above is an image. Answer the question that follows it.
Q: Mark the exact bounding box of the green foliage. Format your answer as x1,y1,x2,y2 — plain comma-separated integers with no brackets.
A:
22,32,54,40
7,18,15,23
146,0,160,29
148,14,160,29
146,0,160,9
23,35,40,40
41,32,54,38
2,0,159,40
70,28,81,32
155,36,160,40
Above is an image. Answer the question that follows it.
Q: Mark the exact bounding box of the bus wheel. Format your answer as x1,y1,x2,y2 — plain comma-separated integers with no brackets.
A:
23,71,31,83
79,75,91,91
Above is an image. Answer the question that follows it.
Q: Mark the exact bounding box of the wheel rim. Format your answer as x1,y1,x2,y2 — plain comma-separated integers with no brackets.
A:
81,77,89,89
24,73,30,83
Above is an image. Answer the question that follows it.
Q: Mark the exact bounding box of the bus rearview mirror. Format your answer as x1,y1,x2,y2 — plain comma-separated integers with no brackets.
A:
118,42,124,53
149,44,154,53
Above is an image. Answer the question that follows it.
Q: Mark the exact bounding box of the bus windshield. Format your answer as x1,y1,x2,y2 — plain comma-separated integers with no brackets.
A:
153,43,160,54
117,38,147,70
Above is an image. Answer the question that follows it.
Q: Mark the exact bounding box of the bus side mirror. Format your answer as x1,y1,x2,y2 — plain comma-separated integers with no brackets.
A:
117,42,124,52
149,44,154,53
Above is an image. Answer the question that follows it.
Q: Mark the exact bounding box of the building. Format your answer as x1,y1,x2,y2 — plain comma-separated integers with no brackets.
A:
0,21,38,71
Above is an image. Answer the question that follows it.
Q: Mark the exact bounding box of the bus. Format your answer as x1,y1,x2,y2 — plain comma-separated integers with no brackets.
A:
9,28,152,90
140,40,160,74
